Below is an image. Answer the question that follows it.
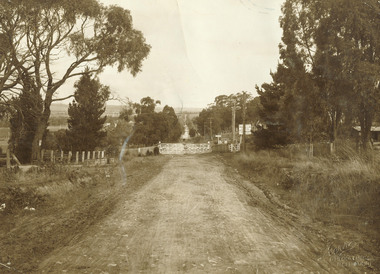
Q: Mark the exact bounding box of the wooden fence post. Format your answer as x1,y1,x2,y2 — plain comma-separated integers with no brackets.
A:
101,151,105,159
87,151,91,160
76,151,79,163
6,148,11,169
82,151,85,162
68,151,72,163
50,150,54,163
41,149,45,162
310,143,314,158
60,150,64,162
330,142,335,154
11,154,21,166
97,151,101,159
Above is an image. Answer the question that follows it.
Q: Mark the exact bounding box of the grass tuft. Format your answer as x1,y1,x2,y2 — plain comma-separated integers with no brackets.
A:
225,147,380,236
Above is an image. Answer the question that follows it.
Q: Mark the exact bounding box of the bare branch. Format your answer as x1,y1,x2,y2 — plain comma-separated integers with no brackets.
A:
52,94,74,102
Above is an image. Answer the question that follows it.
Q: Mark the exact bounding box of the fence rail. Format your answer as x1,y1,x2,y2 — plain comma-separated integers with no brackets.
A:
212,143,240,153
124,146,156,156
0,149,109,169
40,149,107,165
0,149,11,168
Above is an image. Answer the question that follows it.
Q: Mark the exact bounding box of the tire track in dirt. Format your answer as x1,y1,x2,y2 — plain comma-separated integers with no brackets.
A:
38,155,352,273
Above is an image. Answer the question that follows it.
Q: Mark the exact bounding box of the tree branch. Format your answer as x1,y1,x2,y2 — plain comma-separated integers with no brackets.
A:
52,94,74,102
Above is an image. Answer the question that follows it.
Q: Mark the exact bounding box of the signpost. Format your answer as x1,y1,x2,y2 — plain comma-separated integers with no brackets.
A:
239,124,251,135
215,134,222,144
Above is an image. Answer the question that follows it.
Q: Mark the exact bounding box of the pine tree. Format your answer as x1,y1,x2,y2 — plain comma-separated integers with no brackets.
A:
66,73,110,151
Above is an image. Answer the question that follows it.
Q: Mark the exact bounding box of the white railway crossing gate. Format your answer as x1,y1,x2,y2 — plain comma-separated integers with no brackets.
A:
158,143,211,155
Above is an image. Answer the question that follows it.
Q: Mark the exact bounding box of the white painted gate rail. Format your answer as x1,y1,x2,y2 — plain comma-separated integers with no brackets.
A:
158,143,211,155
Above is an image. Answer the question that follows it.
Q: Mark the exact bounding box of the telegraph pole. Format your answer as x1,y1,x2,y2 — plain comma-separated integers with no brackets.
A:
231,98,236,144
242,91,248,153
209,118,213,141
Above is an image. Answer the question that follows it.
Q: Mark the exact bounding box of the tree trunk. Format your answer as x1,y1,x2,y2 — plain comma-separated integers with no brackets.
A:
331,119,337,154
359,109,373,151
31,121,46,162
232,100,236,144
329,109,342,155
242,112,246,153
330,112,337,154
309,135,313,158
31,93,53,162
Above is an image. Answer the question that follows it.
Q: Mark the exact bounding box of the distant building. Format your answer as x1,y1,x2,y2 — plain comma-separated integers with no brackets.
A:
352,126,380,141
181,124,190,140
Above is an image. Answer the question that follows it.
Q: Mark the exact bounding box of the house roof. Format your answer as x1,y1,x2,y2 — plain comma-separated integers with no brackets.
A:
353,126,380,132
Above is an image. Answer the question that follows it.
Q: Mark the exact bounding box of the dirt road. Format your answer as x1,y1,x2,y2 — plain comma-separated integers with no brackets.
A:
38,155,352,273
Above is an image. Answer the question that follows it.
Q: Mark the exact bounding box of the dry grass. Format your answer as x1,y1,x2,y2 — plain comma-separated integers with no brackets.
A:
0,156,169,272
224,146,380,236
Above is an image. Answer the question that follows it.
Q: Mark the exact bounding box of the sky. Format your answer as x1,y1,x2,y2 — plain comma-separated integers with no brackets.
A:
60,0,284,109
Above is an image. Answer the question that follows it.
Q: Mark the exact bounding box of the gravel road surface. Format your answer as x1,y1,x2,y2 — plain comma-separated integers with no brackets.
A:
39,155,352,273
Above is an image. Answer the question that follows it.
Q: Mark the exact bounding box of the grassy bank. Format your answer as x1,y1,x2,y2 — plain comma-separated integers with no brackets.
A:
0,155,168,273
221,148,380,270
223,149,380,233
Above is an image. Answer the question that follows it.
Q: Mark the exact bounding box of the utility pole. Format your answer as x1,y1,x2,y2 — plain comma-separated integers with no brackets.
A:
209,118,213,141
231,98,236,144
242,91,248,153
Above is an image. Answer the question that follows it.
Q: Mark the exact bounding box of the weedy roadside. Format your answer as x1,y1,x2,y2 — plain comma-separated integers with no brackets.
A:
0,155,169,273
221,149,380,272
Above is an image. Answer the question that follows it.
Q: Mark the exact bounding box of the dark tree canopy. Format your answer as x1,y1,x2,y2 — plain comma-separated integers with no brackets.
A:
66,72,110,151
0,0,150,160
256,0,380,149
9,90,43,163
133,96,161,115
130,98,182,146
195,93,259,139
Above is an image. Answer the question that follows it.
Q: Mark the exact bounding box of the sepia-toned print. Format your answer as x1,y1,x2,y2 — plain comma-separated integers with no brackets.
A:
0,0,379,273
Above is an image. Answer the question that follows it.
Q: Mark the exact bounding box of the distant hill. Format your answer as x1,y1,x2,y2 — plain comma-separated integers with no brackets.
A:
50,104,126,117
51,104,202,117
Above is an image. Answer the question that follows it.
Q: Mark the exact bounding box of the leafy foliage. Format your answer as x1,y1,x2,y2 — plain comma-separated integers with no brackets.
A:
130,97,182,146
66,73,110,151
8,90,43,163
189,128,196,138
195,93,259,138
105,119,133,156
256,0,380,149
0,0,150,160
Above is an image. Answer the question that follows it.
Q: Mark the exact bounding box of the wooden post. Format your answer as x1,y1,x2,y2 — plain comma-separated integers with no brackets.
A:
101,151,105,158
11,154,21,166
6,149,11,169
76,151,79,163
308,143,314,158
231,98,236,144
87,151,91,160
68,151,72,163
93,151,96,160
97,151,101,159
310,143,314,158
51,150,54,163
82,151,85,162
330,142,335,154
41,149,45,162
60,150,64,162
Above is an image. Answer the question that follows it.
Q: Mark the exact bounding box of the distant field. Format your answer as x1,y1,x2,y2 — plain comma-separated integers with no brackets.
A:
51,103,202,118
47,125,68,131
